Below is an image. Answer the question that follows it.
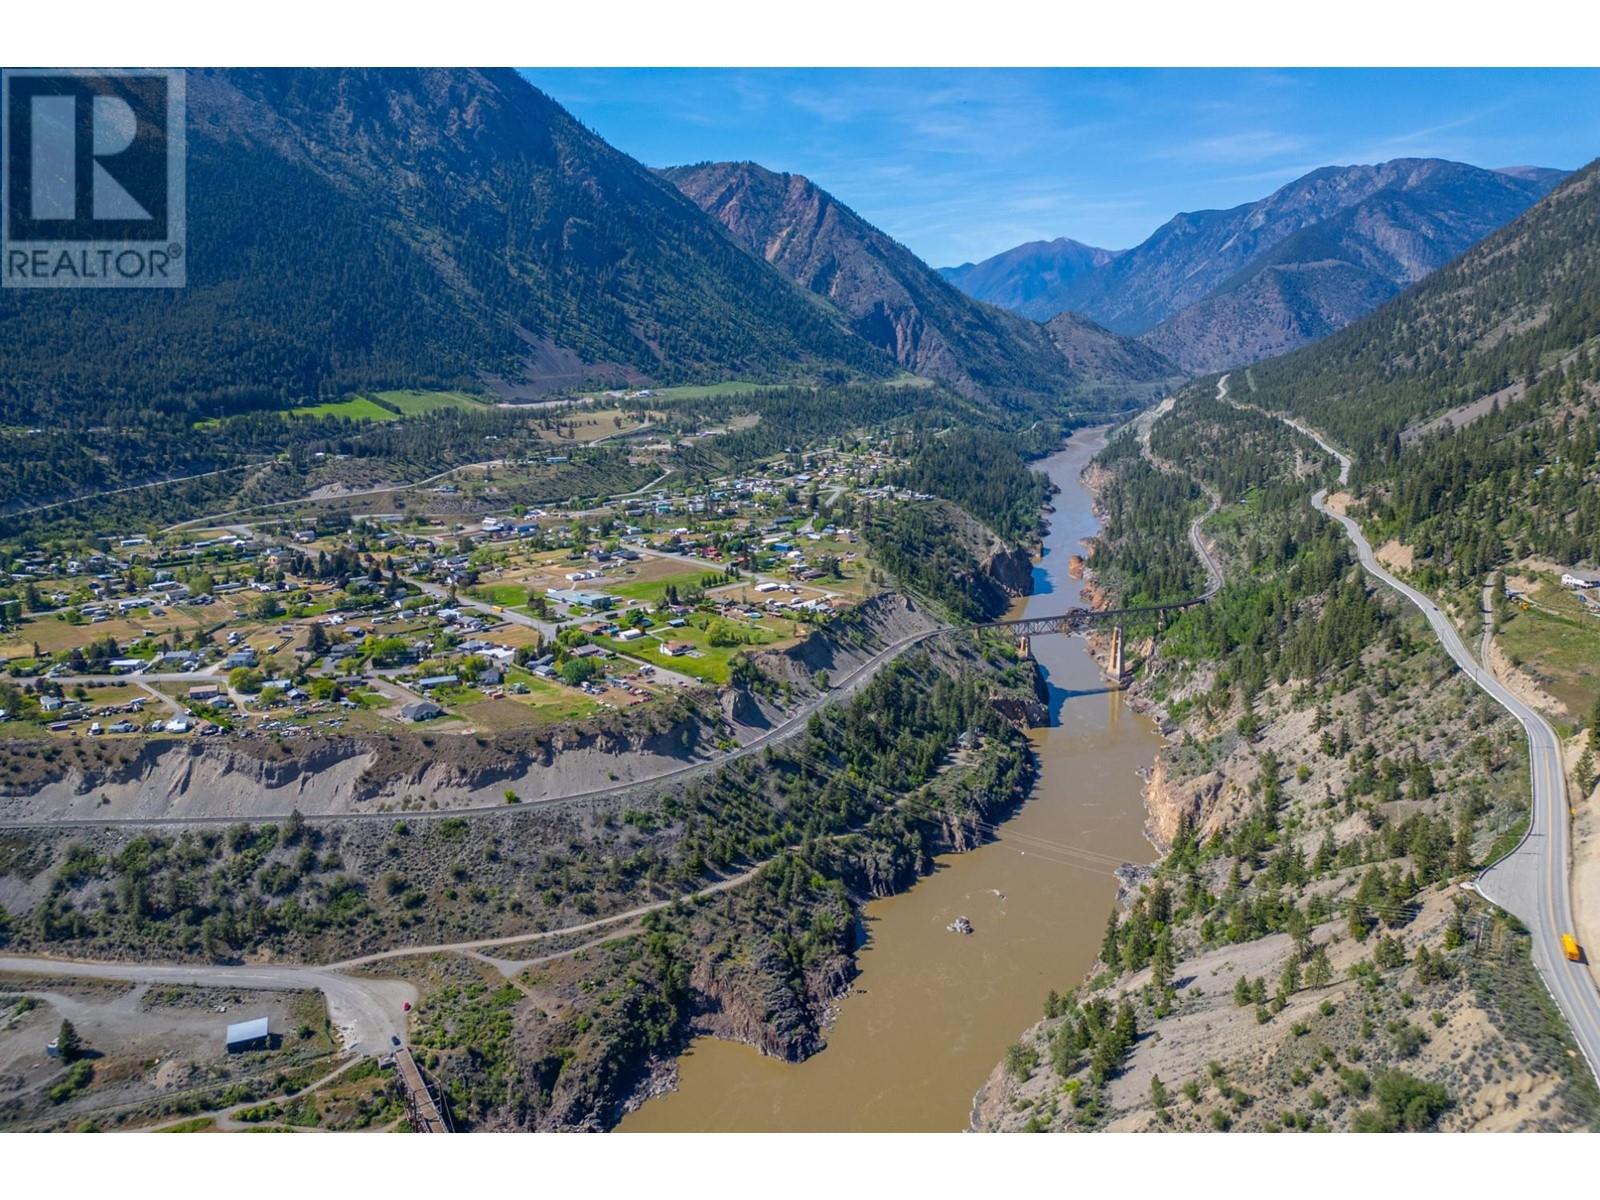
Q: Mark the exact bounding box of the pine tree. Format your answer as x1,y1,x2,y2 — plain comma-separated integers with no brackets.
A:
1114,1000,1137,1051
1150,930,1175,1014
1451,812,1474,874
1100,910,1120,967
1314,831,1336,874
57,1019,82,1062
1348,902,1372,942
1150,1074,1169,1110
1304,944,1333,988
1278,953,1301,1000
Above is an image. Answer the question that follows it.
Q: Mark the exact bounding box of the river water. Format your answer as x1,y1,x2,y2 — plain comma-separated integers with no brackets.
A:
620,427,1161,1132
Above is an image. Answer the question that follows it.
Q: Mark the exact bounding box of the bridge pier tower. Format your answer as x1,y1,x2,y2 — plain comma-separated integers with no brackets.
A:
1108,624,1124,680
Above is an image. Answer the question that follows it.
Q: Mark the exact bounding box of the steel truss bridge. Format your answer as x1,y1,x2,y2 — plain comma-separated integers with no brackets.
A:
945,593,1212,641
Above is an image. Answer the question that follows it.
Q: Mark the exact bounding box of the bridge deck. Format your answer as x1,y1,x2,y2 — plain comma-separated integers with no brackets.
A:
395,1047,452,1132
962,593,1212,640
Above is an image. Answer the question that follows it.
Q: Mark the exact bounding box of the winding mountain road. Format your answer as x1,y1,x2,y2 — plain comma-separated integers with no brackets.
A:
1246,378,1600,1083
1135,392,1225,601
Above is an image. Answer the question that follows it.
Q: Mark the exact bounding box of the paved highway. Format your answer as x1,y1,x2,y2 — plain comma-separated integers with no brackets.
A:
1249,379,1600,1083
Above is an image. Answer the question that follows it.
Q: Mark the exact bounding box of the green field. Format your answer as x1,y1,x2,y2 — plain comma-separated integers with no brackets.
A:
371,389,488,416
600,617,780,685
603,571,711,604
615,381,788,402
289,396,398,422
1499,580,1600,716
469,669,601,724
467,583,533,607
287,391,487,423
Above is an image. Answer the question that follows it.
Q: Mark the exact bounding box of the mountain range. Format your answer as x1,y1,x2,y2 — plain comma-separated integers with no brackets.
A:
661,161,1176,408
0,69,1175,433
941,159,1568,373
1248,156,1600,450
2,68,904,430
0,69,1577,435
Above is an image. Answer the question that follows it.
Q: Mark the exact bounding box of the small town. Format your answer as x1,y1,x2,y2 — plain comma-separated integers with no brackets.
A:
0,425,928,742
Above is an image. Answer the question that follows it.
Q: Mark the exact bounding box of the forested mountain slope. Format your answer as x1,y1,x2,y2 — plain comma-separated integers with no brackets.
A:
1249,159,1600,450
1242,157,1600,594
978,387,1598,1133
0,69,887,434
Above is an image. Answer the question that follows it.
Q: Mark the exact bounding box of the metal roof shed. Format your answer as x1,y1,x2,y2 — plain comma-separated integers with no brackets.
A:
225,1016,270,1053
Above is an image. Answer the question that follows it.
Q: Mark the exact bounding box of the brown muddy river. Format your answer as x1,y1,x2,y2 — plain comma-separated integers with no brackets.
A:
620,427,1162,1132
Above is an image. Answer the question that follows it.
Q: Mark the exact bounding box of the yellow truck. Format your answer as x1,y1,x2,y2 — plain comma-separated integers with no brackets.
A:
1562,933,1582,962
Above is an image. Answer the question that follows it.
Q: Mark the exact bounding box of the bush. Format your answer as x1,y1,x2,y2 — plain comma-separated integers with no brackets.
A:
1005,1042,1038,1082
1350,1070,1450,1132
48,1060,93,1104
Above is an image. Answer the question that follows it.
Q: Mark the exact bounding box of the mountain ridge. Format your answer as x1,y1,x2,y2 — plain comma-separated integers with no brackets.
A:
0,68,894,430
1246,156,1600,451
662,160,1179,409
942,158,1568,372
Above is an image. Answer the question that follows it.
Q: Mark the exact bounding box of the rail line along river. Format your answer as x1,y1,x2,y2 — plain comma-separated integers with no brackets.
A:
620,426,1163,1132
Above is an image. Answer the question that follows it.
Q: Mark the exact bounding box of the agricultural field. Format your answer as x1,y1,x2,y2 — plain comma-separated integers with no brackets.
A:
284,390,489,422
454,674,601,729
369,389,488,416
602,568,713,605
535,408,651,443
289,396,398,422
589,381,779,402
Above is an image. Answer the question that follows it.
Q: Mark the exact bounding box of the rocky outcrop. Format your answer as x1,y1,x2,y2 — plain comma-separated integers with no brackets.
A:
1141,756,1232,850
689,922,856,1061
749,591,941,696
982,545,1034,597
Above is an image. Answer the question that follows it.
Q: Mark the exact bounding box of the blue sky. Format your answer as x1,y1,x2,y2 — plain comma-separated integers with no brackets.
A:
522,68,1600,267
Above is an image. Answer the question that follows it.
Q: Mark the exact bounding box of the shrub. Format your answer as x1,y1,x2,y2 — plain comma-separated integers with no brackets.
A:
1350,1070,1450,1132
1005,1042,1039,1082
